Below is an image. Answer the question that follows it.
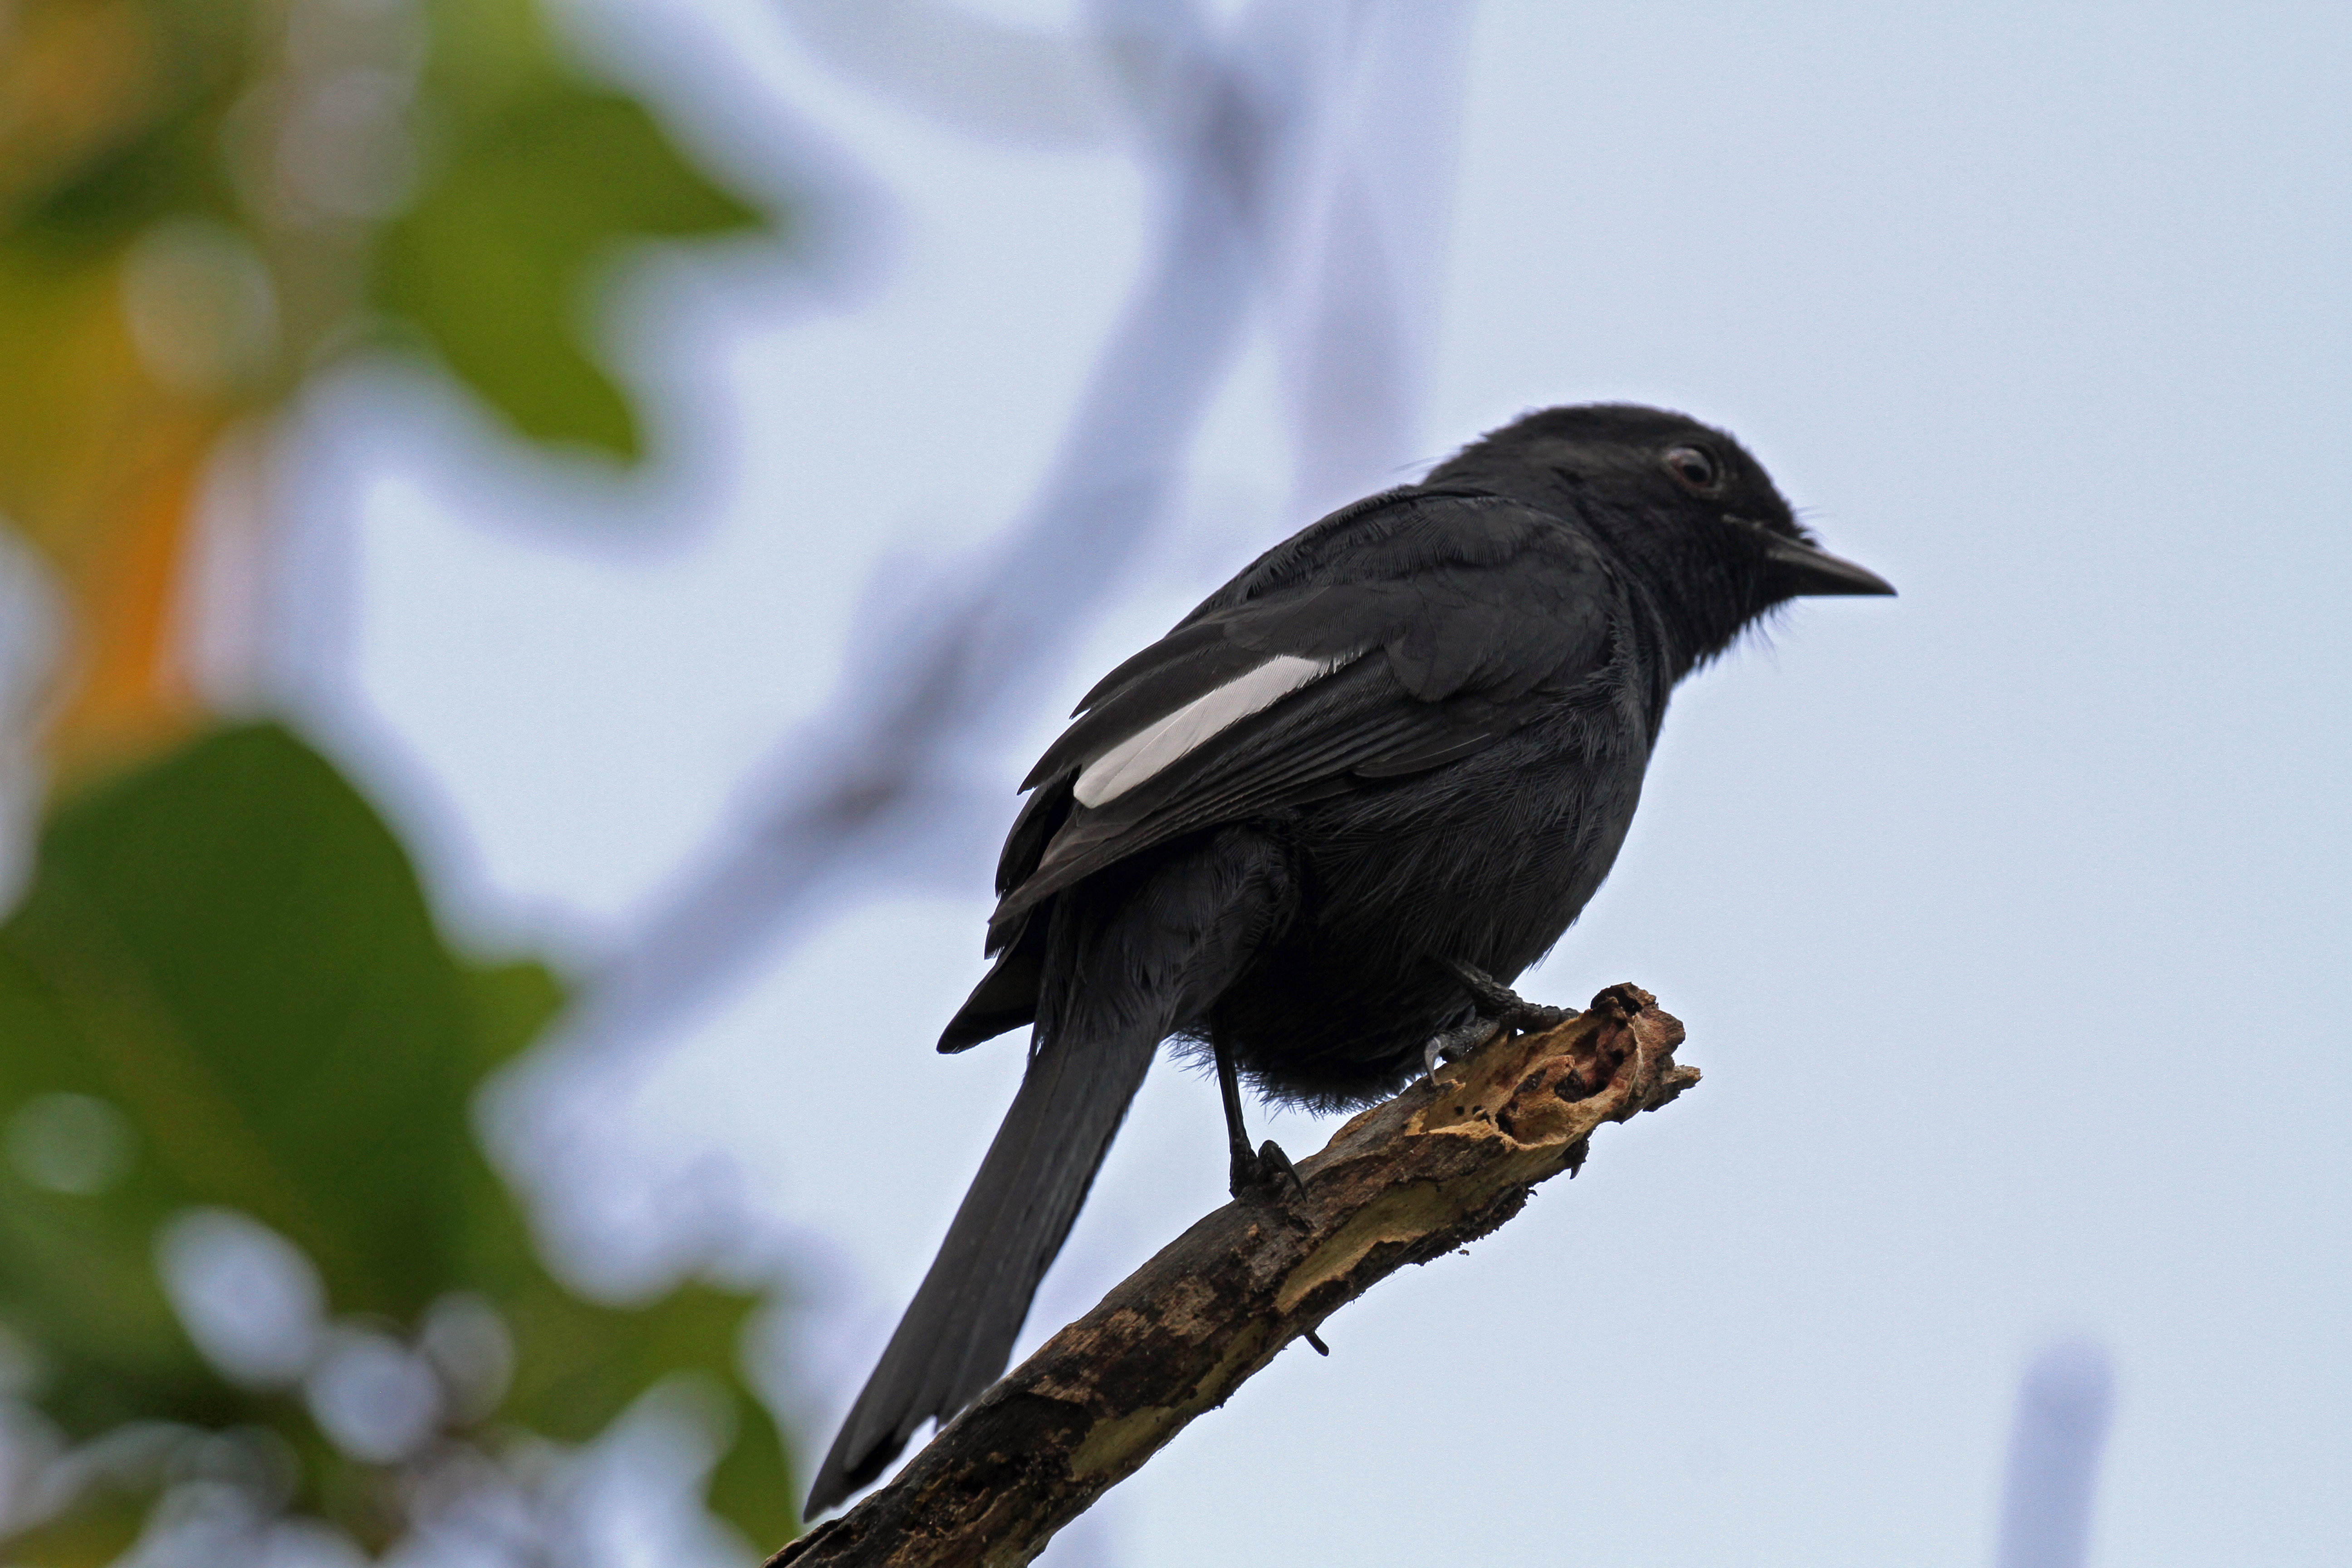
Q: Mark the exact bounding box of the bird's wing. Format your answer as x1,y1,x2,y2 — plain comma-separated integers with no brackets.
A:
988,488,1623,938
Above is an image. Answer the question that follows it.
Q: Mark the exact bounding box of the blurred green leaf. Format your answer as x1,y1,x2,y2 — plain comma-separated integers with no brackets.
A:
495,1275,797,1547
0,1483,150,1568
0,724,794,1553
0,0,786,782
0,0,250,246
376,0,770,458
0,0,260,593
463,956,569,1075
14,723,480,1318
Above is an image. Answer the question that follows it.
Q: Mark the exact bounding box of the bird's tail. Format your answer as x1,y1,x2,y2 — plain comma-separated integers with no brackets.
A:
804,829,1293,1516
803,995,1153,1513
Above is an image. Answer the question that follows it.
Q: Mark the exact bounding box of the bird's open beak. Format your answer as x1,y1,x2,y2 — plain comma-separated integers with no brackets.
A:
1763,535,1897,597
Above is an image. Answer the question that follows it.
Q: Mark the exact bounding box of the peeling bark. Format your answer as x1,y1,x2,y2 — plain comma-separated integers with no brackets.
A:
774,983,1697,1568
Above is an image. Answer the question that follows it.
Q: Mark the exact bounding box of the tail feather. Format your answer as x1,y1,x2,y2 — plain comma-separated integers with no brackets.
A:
804,828,1294,1517
805,1015,1152,1511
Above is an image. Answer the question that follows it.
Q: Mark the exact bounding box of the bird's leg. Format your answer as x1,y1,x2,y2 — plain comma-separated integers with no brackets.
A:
1440,958,1574,1034
1215,1035,1303,1200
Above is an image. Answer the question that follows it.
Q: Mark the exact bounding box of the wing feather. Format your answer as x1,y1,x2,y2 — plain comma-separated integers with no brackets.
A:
988,487,1626,939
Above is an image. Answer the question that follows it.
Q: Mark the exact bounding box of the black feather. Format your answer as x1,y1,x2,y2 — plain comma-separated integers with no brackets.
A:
808,403,1892,1515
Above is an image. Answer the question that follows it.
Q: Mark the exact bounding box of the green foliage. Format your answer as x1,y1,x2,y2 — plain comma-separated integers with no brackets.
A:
0,5,797,1548
0,0,775,544
0,0,253,249
0,725,794,1560
376,0,769,458
0,0,782,771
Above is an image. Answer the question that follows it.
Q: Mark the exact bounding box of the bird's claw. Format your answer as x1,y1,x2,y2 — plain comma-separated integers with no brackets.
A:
1439,958,1573,1033
1230,1137,1306,1202
1422,1014,1502,1078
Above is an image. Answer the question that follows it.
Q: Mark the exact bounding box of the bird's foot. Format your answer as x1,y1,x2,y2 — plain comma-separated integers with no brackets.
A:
1422,1014,1503,1078
1441,959,1574,1033
1230,1137,1306,1202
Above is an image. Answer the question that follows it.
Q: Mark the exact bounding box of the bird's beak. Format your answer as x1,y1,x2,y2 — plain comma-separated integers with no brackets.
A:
1762,535,1897,597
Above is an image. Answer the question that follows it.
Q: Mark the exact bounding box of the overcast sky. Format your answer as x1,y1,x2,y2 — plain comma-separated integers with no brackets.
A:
305,3,2348,1563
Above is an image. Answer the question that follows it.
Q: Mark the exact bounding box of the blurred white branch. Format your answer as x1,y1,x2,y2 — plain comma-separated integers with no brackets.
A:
541,0,1471,1083
1994,1340,2115,1568
773,0,1122,147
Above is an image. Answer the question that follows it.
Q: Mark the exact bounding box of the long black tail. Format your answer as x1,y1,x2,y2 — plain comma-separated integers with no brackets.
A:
804,828,1293,1515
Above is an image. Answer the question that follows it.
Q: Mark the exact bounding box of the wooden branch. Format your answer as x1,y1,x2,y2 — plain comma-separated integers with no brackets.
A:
773,984,1697,1568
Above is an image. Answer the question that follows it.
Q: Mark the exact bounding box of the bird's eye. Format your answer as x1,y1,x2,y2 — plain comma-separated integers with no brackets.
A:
1662,446,1720,493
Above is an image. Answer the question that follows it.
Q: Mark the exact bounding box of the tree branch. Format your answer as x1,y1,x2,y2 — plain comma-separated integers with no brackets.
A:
772,983,1699,1568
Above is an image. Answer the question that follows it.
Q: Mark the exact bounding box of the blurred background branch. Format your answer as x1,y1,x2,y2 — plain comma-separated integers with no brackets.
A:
538,0,1470,1076
487,0,1473,1370
1995,1341,2115,1568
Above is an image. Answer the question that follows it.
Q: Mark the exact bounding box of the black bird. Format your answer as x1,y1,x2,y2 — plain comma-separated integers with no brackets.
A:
806,403,1892,1513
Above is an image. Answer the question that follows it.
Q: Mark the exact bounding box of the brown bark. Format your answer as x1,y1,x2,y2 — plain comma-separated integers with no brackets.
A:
774,983,1697,1568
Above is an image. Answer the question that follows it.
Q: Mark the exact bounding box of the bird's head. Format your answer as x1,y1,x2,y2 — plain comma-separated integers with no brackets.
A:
1426,402,1893,667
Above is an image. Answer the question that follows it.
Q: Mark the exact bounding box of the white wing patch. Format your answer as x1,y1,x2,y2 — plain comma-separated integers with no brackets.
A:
1073,654,1343,808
